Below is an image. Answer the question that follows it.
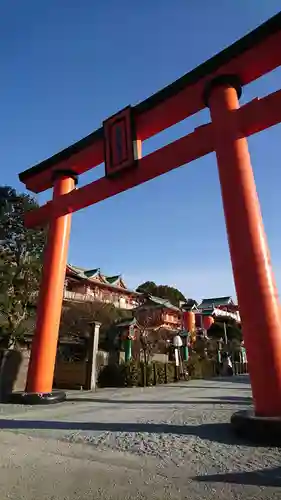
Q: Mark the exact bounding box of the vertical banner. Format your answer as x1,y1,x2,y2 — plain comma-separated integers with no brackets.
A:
175,348,180,367
104,106,141,177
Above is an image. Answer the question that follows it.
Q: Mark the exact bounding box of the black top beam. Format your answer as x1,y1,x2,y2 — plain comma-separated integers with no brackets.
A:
19,11,281,183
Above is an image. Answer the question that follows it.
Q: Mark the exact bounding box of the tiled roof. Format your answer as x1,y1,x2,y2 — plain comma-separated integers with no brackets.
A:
199,296,234,309
106,275,121,285
181,300,198,311
68,264,84,273
115,317,139,328
139,294,181,312
84,268,100,278
66,264,140,294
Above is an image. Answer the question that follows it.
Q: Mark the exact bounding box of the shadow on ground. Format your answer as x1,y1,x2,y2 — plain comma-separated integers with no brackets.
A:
66,396,252,405
0,419,263,447
206,375,250,384
163,385,251,390
193,466,281,487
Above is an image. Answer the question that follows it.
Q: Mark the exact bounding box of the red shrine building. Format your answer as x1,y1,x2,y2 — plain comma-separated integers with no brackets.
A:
134,295,183,330
181,296,241,334
63,265,241,331
196,296,241,325
64,264,141,310
63,265,184,330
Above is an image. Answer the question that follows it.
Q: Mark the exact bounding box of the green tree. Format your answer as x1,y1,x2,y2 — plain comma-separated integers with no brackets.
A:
0,186,45,347
208,318,243,342
60,300,132,349
136,281,158,296
136,281,191,307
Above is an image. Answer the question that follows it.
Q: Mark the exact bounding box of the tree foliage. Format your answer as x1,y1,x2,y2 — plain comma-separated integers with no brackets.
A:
0,186,45,347
136,280,190,307
60,300,132,348
133,325,171,363
207,318,243,342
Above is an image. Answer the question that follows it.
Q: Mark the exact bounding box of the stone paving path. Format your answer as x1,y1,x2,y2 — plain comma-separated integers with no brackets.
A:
0,375,280,499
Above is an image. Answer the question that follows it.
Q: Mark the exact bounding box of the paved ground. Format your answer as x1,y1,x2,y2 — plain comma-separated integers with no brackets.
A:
0,376,280,499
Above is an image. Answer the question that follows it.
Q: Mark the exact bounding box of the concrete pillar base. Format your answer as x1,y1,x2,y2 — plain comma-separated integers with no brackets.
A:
231,409,281,447
8,390,66,405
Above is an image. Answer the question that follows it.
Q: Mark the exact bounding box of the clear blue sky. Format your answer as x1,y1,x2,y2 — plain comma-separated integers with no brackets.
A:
1,1,281,301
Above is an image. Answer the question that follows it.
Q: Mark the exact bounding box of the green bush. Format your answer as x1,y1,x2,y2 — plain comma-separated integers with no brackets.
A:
201,358,216,377
152,362,165,384
98,363,125,387
143,362,154,386
187,353,216,379
166,362,176,383
98,356,217,388
123,360,139,387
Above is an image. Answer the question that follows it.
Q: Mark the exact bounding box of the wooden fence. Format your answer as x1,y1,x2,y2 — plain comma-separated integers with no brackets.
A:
54,361,87,390
233,361,248,375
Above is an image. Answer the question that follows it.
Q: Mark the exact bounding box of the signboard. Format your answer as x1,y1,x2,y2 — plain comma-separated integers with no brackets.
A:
103,106,141,177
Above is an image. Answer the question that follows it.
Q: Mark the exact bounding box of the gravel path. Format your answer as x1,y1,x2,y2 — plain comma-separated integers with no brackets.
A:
0,376,280,499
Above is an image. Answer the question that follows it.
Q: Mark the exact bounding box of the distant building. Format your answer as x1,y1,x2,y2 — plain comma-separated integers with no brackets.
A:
64,264,141,310
134,295,183,331
64,265,184,331
63,265,241,330
196,296,240,325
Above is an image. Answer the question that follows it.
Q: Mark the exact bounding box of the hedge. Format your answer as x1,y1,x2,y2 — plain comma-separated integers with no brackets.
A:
98,355,217,388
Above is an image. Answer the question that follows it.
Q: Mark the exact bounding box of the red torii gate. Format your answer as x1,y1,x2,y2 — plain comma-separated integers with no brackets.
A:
18,12,281,442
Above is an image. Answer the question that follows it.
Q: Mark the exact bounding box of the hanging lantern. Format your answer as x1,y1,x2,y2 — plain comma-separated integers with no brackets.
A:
183,345,189,361
128,324,136,340
121,325,136,341
203,315,214,330
124,338,132,362
183,311,195,332
173,335,183,348
241,346,247,363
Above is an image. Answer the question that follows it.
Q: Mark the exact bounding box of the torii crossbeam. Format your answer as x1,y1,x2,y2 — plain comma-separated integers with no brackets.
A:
18,12,281,443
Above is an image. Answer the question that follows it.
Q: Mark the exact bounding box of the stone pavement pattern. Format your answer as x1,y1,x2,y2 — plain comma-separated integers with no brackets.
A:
0,376,280,499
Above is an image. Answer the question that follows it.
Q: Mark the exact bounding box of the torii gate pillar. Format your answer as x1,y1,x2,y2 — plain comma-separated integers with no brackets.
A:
26,170,77,403
205,75,281,442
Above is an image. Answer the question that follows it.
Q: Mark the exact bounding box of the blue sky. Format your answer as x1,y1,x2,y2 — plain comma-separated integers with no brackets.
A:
1,1,281,301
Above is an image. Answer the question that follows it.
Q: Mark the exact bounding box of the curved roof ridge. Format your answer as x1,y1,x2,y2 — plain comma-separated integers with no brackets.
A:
84,268,100,278
105,274,121,283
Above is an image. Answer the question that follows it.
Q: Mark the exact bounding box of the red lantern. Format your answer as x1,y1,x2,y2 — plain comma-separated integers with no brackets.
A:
203,315,214,330
183,311,195,332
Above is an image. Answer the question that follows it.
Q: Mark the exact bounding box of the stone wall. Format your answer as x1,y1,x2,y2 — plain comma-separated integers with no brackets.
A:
0,349,30,400
54,361,87,390
54,351,110,390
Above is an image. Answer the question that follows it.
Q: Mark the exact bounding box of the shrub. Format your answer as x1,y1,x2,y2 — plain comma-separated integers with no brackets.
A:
143,362,154,386
187,353,216,379
98,363,125,387
166,362,176,383
123,360,139,387
98,355,217,388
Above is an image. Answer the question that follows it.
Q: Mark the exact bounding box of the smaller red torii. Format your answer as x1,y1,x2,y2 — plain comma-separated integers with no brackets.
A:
17,12,281,444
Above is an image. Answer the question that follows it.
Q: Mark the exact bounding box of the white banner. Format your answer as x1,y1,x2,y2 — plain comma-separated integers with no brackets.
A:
175,348,179,367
